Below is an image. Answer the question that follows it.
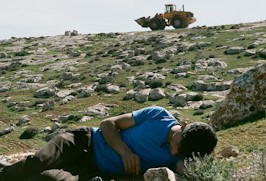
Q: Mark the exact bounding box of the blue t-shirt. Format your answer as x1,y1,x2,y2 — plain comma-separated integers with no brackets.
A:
92,106,181,175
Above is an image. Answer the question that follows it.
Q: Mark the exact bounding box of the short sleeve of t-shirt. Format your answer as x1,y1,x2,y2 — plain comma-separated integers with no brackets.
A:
132,106,178,125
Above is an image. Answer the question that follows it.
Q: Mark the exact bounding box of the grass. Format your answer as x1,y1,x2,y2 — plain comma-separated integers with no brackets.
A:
0,22,266,180
216,117,266,153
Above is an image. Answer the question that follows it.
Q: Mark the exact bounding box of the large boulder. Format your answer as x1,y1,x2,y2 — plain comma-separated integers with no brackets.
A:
210,63,266,130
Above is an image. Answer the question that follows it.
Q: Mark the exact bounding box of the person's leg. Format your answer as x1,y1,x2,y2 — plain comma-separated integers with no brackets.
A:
0,127,97,181
0,132,75,181
26,169,79,181
26,169,103,181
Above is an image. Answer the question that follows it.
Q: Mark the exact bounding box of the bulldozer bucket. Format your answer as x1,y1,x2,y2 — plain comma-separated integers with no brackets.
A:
135,16,151,28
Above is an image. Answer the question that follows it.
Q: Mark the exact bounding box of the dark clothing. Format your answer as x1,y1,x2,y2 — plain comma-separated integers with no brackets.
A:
0,127,100,181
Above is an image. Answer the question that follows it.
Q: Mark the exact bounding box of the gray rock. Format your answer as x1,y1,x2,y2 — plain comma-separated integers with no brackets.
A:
175,72,187,78
61,95,75,104
106,84,120,94
80,116,92,122
62,72,81,80
56,89,73,98
0,86,10,93
149,88,166,101
51,122,61,131
68,49,82,57
192,80,232,91
16,115,30,126
139,72,166,81
244,49,256,56
123,89,136,100
19,127,39,139
166,84,187,93
144,167,177,181
110,64,123,73
152,50,166,62
83,103,115,117
195,58,227,71
169,93,187,107
172,61,192,73
41,100,55,112
219,146,239,158
199,100,215,109
34,87,56,98
120,62,131,70
224,46,245,54
0,52,8,58
127,50,135,58
259,48,266,58
0,126,15,136
77,87,93,98
133,80,146,90
210,63,266,130
135,89,151,103
58,115,70,122
227,67,253,75
168,110,181,119
197,75,219,81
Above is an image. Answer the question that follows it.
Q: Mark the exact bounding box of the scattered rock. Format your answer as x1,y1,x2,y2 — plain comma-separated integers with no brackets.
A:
0,126,15,137
19,127,39,139
258,48,266,58
135,89,151,103
123,89,136,100
224,46,245,55
83,103,116,117
220,146,239,158
149,88,166,101
195,58,227,71
199,100,215,109
16,115,31,126
34,87,56,98
144,167,177,181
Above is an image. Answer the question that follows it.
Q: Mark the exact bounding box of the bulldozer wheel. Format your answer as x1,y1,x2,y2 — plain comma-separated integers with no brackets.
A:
149,18,165,31
172,16,188,29
149,19,160,30
159,21,166,30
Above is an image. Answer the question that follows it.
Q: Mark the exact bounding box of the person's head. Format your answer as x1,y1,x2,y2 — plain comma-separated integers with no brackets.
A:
177,122,217,158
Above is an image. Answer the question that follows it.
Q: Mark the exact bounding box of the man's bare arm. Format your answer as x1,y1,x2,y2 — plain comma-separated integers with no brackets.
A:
99,113,140,175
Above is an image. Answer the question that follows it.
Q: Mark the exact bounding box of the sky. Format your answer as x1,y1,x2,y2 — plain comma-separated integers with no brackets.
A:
0,0,265,40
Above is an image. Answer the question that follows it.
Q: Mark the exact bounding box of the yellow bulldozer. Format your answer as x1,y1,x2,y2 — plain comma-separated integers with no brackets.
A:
135,4,196,30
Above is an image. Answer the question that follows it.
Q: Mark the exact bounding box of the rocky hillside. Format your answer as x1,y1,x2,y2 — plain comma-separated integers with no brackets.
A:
0,20,265,166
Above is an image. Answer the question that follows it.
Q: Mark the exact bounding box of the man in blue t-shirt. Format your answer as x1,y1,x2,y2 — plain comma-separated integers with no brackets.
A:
0,106,217,181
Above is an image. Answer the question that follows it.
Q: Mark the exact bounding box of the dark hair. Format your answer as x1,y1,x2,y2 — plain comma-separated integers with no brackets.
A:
178,122,218,158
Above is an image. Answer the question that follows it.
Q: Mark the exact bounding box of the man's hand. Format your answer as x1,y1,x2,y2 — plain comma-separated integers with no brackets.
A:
100,113,141,175
176,159,185,175
121,151,140,175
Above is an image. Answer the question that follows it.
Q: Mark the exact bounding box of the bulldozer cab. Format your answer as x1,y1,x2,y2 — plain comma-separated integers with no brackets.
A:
165,4,176,13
